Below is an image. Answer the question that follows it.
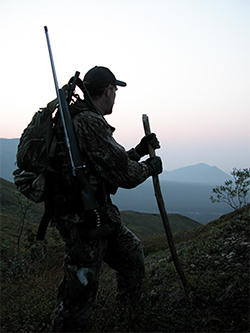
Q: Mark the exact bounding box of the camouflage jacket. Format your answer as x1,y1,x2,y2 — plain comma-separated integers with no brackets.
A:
60,99,150,224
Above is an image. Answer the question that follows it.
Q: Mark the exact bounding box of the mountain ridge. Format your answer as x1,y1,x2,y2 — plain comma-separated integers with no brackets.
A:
0,138,234,224
0,177,201,241
161,162,232,184
1,138,232,184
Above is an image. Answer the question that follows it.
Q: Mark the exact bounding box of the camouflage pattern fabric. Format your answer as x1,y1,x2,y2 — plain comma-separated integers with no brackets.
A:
58,100,150,226
13,170,46,203
72,101,149,190
52,220,145,332
52,100,150,331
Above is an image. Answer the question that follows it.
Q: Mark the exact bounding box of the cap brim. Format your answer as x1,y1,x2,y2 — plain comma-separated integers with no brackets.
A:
116,80,127,87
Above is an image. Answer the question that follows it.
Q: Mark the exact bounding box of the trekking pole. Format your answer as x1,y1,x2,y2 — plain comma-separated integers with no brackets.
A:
142,114,189,296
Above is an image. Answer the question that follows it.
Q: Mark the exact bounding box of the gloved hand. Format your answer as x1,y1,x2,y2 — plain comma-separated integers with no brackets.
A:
135,133,160,157
145,156,163,176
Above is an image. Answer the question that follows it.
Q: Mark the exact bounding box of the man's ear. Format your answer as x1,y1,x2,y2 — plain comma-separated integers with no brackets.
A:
105,85,112,97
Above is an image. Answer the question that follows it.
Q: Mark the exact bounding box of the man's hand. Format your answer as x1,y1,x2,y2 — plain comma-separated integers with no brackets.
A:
135,133,160,157
145,156,163,176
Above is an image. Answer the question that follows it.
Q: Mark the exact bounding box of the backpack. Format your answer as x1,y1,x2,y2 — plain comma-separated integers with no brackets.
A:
13,78,107,240
12,97,77,240
13,98,58,203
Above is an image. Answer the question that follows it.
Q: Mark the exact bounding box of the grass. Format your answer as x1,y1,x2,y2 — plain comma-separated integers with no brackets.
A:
1,205,249,332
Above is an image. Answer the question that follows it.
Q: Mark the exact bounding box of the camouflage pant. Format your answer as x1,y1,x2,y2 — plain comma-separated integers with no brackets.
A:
52,220,145,332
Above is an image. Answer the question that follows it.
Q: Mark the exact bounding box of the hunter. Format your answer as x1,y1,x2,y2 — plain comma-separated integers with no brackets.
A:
52,66,162,332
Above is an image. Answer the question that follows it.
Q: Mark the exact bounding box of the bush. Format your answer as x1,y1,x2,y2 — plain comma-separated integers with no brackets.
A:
210,167,250,209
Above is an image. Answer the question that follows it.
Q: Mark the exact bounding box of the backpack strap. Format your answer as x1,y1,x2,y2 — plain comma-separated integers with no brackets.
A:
36,180,55,240
36,209,52,240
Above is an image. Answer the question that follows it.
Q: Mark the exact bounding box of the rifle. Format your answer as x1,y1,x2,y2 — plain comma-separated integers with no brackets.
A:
44,26,110,239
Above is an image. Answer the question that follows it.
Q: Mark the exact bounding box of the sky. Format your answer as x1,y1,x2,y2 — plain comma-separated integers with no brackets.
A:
0,0,249,174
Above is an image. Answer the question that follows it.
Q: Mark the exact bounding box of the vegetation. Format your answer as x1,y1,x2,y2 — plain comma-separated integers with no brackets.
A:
210,167,250,210
1,204,249,332
0,178,201,246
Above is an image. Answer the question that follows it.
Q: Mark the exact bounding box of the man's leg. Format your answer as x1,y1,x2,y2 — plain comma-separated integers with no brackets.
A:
52,221,107,332
104,223,145,302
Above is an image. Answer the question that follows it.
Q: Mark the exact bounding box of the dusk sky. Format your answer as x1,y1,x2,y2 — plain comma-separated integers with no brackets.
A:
0,0,249,174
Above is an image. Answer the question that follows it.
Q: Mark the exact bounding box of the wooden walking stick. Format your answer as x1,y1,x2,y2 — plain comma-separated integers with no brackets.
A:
142,114,189,295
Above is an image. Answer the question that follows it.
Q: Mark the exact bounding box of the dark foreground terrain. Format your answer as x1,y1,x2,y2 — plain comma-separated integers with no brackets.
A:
1,204,249,332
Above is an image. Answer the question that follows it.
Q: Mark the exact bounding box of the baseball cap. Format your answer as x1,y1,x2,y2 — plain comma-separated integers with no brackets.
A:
83,66,126,90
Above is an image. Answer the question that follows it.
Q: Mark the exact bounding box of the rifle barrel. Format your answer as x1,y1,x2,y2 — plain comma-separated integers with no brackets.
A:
44,26,60,96
44,26,76,175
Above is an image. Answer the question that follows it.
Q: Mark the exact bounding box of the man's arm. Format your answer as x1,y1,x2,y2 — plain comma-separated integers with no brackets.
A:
73,111,161,189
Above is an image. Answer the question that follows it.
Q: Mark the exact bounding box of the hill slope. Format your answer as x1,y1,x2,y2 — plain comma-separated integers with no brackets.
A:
0,138,19,182
113,180,233,224
92,204,250,332
1,204,249,332
0,178,44,240
121,210,200,239
0,177,201,241
0,138,231,185
0,138,233,224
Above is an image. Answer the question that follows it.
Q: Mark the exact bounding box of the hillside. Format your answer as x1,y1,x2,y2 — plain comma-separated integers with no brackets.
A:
92,205,250,332
0,138,231,185
0,178,44,240
113,180,233,224
0,177,201,241
1,204,249,332
121,210,200,239
0,138,19,182
0,138,234,224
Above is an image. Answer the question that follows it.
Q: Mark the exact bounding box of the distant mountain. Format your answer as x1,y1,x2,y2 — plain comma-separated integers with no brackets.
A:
112,179,233,224
161,163,232,184
0,138,19,182
0,178,201,241
0,138,234,224
1,138,231,185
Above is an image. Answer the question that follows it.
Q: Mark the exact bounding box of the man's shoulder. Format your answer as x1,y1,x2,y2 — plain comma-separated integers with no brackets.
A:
70,98,91,115
71,99,99,120
72,106,110,135
73,109,102,123
71,98,113,134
